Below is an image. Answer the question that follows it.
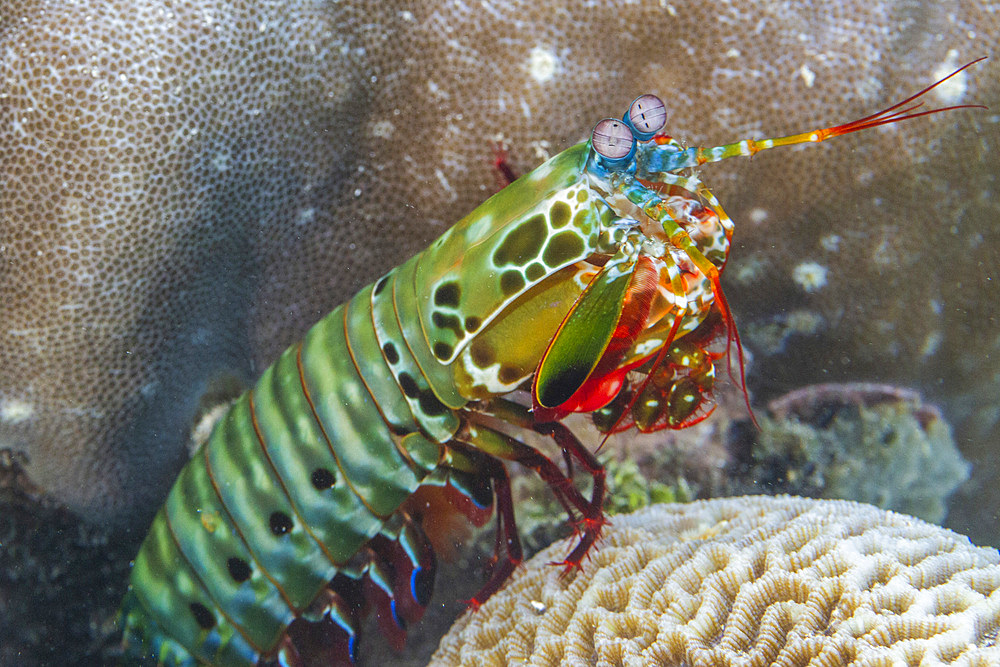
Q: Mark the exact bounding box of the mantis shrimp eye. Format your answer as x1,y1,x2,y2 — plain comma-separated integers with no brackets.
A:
591,118,636,167
625,94,666,140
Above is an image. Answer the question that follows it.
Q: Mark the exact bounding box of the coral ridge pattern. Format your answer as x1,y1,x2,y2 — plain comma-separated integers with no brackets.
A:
432,496,1000,666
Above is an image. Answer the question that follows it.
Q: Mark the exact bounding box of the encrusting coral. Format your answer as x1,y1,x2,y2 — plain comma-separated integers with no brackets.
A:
732,383,970,524
1,1,997,529
431,496,1000,666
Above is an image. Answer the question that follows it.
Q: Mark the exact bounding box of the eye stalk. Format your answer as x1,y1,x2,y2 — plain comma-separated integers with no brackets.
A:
624,94,666,141
591,118,636,170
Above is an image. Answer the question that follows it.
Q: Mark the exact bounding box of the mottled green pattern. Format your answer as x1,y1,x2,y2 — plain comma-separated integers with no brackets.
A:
127,512,257,664
415,144,607,366
207,398,336,608
370,267,461,442
122,143,623,663
251,349,380,563
300,306,422,515
393,255,466,409
164,444,292,659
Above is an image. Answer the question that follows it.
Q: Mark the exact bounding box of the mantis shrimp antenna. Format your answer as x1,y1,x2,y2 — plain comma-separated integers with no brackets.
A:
655,57,987,171
623,57,986,434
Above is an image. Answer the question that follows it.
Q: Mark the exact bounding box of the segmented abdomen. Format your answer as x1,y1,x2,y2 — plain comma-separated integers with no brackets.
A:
122,255,467,665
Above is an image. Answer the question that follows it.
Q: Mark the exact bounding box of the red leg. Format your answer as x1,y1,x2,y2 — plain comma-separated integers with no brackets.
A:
466,457,523,607
462,403,607,579
531,421,606,571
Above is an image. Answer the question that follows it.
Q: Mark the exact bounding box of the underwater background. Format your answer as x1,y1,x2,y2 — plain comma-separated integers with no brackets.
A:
1,0,997,663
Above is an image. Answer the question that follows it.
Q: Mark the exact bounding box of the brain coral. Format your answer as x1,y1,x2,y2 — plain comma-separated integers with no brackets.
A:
431,496,1000,666
1,1,997,533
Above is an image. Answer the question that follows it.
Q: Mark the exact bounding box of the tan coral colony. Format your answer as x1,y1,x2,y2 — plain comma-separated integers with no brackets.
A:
431,496,1000,666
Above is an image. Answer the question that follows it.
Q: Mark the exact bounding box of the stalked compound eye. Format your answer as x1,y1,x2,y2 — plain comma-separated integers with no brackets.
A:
624,94,666,140
591,118,636,169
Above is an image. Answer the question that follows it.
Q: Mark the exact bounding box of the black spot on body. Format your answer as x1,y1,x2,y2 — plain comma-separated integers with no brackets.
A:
398,372,420,398
550,201,571,228
492,214,546,266
525,262,546,281
269,511,293,536
433,342,453,360
418,391,448,416
190,602,216,630
434,281,461,307
469,342,494,368
227,557,252,583
374,275,389,296
464,315,481,333
543,231,585,267
431,312,463,337
500,270,525,296
311,468,336,489
382,342,399,365
498,366,522,384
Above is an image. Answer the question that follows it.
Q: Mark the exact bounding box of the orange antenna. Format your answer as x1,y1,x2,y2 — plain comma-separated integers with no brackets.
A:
655,57,987,170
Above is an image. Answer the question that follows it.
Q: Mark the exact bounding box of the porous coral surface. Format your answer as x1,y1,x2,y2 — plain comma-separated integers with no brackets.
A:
1,1,997,531
431,496,1000,666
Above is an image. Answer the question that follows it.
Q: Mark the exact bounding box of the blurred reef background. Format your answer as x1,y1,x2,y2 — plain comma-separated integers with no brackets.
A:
0,0,997,663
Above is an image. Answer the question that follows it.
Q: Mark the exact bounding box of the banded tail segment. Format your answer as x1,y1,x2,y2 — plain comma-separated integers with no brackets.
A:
123,268,469,663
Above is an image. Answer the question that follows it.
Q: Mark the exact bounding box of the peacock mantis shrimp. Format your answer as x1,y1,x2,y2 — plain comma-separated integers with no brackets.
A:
119,58,985,665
